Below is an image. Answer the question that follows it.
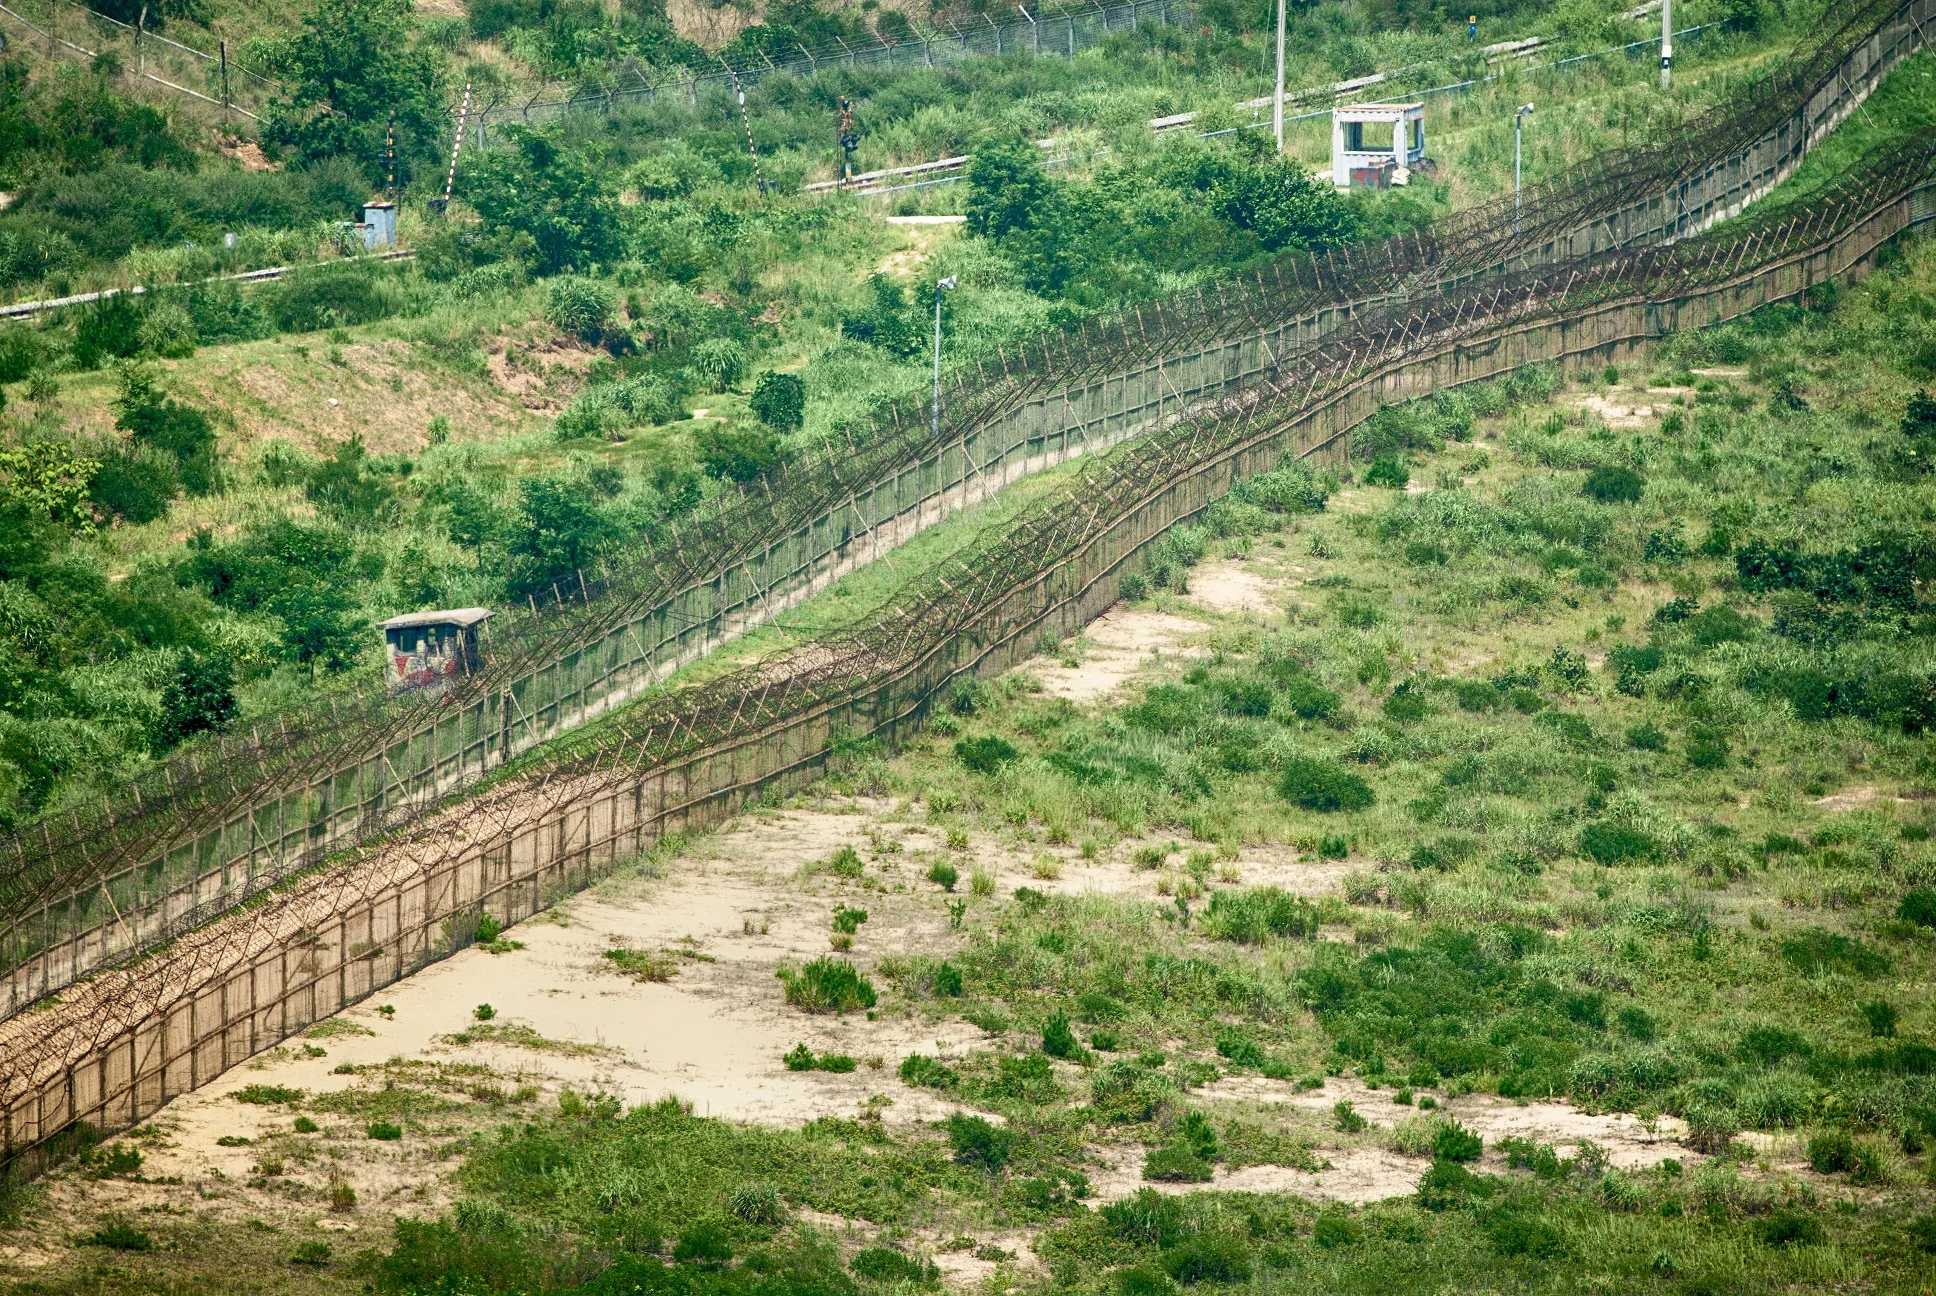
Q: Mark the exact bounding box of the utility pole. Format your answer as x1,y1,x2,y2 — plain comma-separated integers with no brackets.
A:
1514,103,1533,233
1660,0,1672,90
219,40,230,126
1272,0,1286,153
932,276,957,439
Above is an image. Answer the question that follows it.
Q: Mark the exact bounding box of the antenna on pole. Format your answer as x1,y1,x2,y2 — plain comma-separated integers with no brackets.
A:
1659,0,1672,90
386,110,397,201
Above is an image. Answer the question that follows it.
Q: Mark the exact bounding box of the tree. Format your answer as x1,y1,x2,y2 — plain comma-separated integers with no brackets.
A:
259,0,447,178
749,371,805,432
695,423,782,483
115,364,219,496
466,127,622,274
151,652,238,753
305,434,395,526
506,476,615,600
966,137,1054,242
1215,159,1358,252
268,582,366,673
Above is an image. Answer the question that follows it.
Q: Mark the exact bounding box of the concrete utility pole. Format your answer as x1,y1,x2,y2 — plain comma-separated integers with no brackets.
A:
1272,0,1286,152
1515,104,1533,232
932,276,956,439
1660,0,1672,90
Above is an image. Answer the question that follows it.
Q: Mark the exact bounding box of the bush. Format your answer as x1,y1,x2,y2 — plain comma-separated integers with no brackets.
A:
1042,1014,1087,1061
79,1221,153,1251
1334,1101,1368,1133
1200,887,1318,943
544,277,615,339
749,370,806,431
1582,466,1645,503
1757,1208,1824,1247
1363,456,1409,489
1899,887,1936,928
1579,822,1658,866
690,337,748,392
290,1240,332,1267
367,1121,403,1141
780,958,877,1013
234,1085,303,1105
729,1184,787,1226
784,1042,816,1071
945,1113,1015,1169
828,845,864,877
1312,1211,1361,1249
695,422,782,482
673,1221,733,1264
1807,1129,1856,1174
1143,1143,1213,1182
927,861,959,891
956,735,1019,773
88,444,178,523
1163,1233,1250,1285
1433,1120,1483,1162
1279,757,1374,812
933,961,964,996
852,1247,939,1284
151,652,238,753
1484,1208,1564,1258
899,1054,960,1088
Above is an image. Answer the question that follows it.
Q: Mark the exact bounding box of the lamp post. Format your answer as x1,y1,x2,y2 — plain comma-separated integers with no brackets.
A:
932,276,957,438
1272,0,1286,153
1660,0,1672,90
1514,103,1533,233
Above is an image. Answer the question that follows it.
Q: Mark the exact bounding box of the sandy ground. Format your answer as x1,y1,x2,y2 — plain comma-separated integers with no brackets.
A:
11,570,1819,1278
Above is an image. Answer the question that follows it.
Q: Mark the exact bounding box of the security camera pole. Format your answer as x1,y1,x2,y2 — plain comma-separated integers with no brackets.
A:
1273,0,1286,153
1514,103,1534,233
933,276,957,438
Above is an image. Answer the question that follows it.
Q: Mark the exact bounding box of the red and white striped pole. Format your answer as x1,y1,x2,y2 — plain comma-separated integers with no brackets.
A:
443,82,473,206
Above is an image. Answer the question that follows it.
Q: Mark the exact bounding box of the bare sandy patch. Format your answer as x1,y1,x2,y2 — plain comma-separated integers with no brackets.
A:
1186,559,1281,616
1812,785,1911,812
1020,605,1209,701
1569,389,1661,429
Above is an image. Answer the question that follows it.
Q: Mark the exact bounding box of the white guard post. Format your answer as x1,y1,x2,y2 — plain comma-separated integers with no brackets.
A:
1331,102,1425,189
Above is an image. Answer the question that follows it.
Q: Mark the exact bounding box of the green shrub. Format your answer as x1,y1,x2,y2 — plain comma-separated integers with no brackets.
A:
293,1116,320,1134
673,1220,733,1264
290,1240,332,1267
927,861,959,891
945,1113,1014,1169
368,1121,403,1141
956,735,1019,773
1898,887,1936,927
234,1085,303,1105
899,1054,959,1088
831,906,869,935
1433,1120,1482,1162
1143,1143,1214,1182
1364,456,1409,489
79,1220,152,1251
749,370,806,431
1163,1233,1250,1285
1334,1101,1368,1133
729,1184,787,1226
1118,1264,1179,1296
852,1247,939,1284
784,1043,816,1071
1215,1029,1264,1068
695,422,782,482
543,276,615,338
690,337,748,392
1757,1208,1824,1246
1781,931,1890,978
780,958,877,1013
828,845,864,877
1582,466,1644,502
1484,1208,1564,1258
1862,1000,1899,1038
1807,1130,1856,1174
1579,822,1657,865
1279,757,1374,812
1042,1014,1087,1061
1201,887,1318,943
933,961,964,996
1312,1210,1361,1249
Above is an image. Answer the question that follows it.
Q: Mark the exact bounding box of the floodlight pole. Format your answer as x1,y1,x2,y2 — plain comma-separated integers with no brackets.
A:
932,276,957,438
1514,104,1533,233
1660,0,1673,90
1272,0,1286,152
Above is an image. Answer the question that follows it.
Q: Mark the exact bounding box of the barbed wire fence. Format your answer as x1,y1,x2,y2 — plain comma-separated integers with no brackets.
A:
0,0,1920,1032
0,0,281,122
1,124,1929,1173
